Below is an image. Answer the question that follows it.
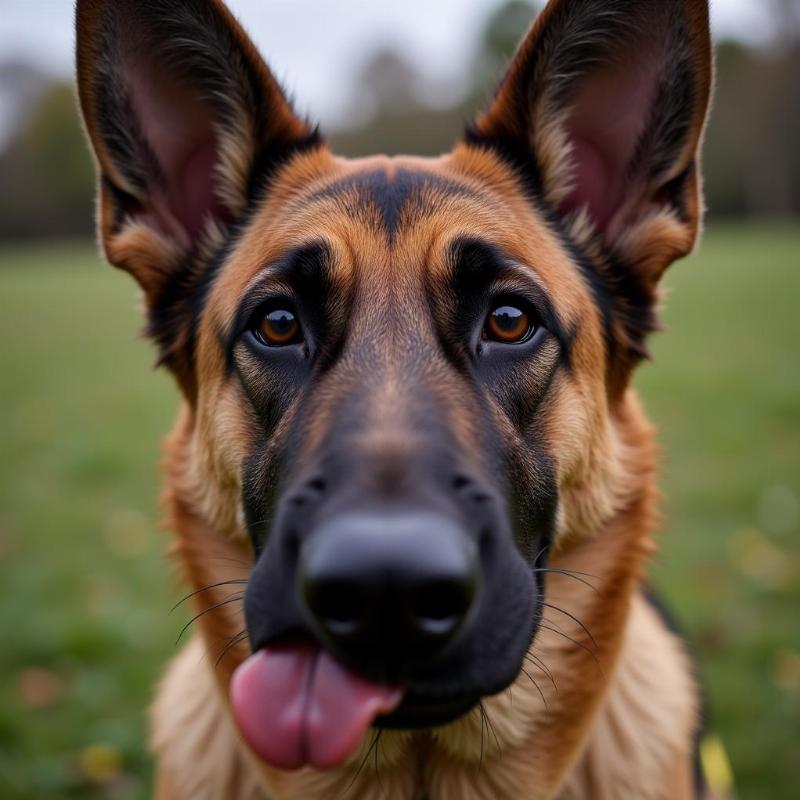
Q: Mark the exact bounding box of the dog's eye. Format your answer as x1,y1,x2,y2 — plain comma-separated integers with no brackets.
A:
254,308,302,347
483,304,535,344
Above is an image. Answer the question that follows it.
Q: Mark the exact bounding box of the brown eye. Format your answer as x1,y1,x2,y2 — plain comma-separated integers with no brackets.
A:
484,304,533,343
256,308,301,346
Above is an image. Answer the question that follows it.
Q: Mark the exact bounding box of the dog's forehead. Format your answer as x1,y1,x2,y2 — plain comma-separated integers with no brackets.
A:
207,153,593,333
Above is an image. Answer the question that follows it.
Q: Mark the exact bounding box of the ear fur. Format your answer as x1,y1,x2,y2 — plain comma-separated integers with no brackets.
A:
75,0,321,395
467,0,713,383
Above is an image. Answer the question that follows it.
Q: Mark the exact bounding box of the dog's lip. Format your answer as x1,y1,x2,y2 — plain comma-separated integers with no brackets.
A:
374,691,480,729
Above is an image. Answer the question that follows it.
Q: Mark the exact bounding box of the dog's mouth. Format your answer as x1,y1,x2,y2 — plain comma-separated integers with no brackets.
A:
230,640,481,770
230,641,402,770
374,691,479,729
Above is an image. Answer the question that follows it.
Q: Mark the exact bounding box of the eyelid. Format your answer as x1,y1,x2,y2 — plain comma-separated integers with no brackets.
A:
248,296,298,326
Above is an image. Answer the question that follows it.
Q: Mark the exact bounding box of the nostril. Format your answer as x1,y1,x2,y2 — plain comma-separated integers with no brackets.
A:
306,581,366,638
452,475,471,491
284,529,300,560
452,475,490,505
287,476,326,510
412,579,474,637
307,477,326,493
299,511,480,661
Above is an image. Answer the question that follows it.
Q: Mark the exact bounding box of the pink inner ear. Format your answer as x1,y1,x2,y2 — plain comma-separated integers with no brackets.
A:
127,62,226,244
176,140,223,238
558,52,661,239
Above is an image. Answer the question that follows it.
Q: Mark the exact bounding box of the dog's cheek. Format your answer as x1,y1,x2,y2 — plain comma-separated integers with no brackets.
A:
189,382,255,540
544,375,631,547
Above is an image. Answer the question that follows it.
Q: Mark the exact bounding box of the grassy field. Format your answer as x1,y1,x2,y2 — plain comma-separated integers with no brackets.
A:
0,226,798,799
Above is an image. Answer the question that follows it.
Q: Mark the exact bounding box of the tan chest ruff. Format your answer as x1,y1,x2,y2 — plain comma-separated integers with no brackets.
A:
151,593,697,800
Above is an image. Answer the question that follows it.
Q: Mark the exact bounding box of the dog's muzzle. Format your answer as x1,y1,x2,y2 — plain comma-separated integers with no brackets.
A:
231,508,481,769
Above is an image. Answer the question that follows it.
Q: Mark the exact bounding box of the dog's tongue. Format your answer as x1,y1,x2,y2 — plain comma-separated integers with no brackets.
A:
230,643,403,770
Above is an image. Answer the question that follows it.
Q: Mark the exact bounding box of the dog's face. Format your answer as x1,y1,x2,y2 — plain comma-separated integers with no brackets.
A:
77,0,711,773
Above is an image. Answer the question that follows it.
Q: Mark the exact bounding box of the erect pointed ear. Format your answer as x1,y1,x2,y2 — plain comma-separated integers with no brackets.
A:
466,0,712,373
75,0,320,391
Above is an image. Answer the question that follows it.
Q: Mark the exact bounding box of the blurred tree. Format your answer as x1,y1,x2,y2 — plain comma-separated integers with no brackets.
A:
333,0,799,221
0,82,94,240
354,47,426,118
0,1,797,241
704,41,800,217
331,1,540,157
769,0,800,46
475,0,541,94
0,59,51,149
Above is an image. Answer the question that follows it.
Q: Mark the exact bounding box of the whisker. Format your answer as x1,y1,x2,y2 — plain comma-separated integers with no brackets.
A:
480,701,502,759
533,567,599,592
205,556,253,568
477,702,486,774
539,621,603,677
541,602,598,650
176,593,244,644
535,564,598,579
539,619,601,665
520,666,548,710
531,543,551,566
215,630,249,667
524,652,557,693
374,729,385,798
169,579,248,614
245,516,274,529
343,730,380,798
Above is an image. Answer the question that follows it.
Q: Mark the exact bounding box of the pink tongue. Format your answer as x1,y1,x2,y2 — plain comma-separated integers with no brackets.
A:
230,643,403,770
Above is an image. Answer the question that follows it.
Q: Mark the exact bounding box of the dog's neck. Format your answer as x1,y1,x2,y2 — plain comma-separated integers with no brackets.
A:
153,392,697,799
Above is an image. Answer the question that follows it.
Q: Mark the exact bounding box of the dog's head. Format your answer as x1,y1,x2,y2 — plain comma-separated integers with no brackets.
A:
76,0,711,773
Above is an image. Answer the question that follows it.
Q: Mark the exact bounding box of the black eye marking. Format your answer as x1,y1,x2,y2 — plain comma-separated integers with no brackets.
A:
223,243,329,370
445,237,574,368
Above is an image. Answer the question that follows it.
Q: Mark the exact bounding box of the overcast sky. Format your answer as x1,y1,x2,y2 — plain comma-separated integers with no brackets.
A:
0,0,780,128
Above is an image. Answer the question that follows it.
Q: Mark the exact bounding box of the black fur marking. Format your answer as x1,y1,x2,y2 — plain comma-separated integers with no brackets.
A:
463,127,544,201
145,211,252,395
511,431,559,565
242,434,280,557
448,236,573,364
223,243,330,366
313,168,478,239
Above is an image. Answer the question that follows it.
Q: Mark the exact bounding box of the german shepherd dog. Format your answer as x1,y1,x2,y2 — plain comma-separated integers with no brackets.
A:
76,0,717,797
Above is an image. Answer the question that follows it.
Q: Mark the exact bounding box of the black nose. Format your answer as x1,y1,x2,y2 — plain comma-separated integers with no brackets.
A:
298,511,479,665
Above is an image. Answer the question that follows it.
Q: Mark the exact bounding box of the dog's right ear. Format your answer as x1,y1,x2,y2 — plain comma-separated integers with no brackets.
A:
75,0,319,301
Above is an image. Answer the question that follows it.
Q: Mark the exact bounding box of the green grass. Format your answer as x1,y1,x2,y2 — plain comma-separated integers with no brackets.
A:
0,226,798,799
639,224,800,798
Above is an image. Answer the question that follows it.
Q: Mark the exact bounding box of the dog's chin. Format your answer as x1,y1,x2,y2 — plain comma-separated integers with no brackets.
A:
374,692,480,729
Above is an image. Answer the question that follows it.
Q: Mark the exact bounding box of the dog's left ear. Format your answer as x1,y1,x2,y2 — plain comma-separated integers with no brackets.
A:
75,0,320,395
467,0,712,369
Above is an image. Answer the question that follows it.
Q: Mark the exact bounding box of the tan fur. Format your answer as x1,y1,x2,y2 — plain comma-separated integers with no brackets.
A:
557,595,698,800
150,382,702,799
125,149,705,797
75,0,716,797
140,144,705,799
